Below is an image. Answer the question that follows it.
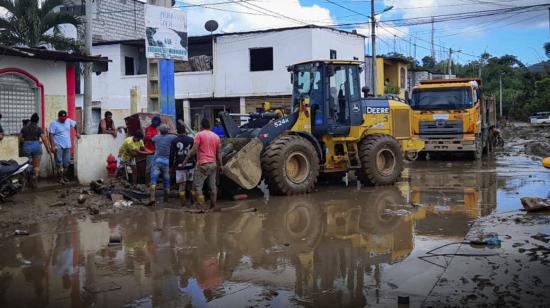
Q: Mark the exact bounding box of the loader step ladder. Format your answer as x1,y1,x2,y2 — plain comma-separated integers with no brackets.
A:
346,143,361,169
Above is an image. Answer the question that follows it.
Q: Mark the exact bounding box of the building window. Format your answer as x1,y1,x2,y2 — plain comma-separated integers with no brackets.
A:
0,73,39,134
330,49,337,59
250,47,273,71
125,57,135,75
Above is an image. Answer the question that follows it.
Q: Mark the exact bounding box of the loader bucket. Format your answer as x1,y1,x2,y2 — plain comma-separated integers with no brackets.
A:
222,138,263,190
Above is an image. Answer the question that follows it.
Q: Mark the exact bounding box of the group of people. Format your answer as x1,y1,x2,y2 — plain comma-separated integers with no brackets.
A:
118,116,222,210
1,110,223,209
0,111,80,185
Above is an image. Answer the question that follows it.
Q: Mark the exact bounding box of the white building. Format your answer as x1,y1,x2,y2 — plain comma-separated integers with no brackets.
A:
86,25,366,130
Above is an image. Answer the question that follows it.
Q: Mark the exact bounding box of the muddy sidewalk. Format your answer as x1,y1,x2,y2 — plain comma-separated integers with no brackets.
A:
424,210,550,307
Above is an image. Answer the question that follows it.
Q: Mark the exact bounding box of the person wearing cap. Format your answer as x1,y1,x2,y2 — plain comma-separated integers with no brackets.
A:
148,124,177,204
20,113,51,185
118,130,152,184
48,110,80,184
144,116,161,171
181,118,222,210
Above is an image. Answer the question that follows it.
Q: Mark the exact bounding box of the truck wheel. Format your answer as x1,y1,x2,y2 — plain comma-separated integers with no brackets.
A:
472,136,482,160
262,136,320,195
357,134,403,186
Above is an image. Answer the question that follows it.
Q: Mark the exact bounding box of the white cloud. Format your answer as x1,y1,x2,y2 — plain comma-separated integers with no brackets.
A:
179,0,335,35
383,0,548,32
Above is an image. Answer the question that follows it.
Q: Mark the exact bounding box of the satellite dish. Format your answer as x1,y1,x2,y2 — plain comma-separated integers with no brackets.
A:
204,20,219,33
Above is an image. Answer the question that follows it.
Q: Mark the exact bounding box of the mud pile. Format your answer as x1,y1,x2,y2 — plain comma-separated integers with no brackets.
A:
502,123,550,157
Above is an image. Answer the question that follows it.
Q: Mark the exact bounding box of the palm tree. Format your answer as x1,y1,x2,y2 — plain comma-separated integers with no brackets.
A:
0,0,82,51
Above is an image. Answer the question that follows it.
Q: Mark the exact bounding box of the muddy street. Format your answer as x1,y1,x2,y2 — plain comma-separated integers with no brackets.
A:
0,134,548,307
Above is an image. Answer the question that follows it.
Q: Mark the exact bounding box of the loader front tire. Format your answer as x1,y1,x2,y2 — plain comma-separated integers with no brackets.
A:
357,134,403,186
262,136,320,195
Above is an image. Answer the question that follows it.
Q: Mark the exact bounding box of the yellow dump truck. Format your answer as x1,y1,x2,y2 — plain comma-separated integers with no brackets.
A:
410,78,496,159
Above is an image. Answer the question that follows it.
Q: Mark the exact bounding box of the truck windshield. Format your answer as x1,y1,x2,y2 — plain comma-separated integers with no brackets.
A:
411,87,472,110
292,64,322,112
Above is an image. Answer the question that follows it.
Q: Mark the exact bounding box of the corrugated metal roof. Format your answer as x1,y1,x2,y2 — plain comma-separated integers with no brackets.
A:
0,45,109,63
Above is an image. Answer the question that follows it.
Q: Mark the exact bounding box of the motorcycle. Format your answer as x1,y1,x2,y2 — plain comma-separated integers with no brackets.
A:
0,159,31,202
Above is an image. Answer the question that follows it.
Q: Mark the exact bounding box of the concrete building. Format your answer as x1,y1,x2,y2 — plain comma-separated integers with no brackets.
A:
61,0,145,43
0,45,108,171
87,25,366,130
365,56,409,99
407,69,432,96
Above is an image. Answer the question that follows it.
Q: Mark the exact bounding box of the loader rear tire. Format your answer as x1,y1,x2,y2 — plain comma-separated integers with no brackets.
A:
262,136,320,195
357,134,403,186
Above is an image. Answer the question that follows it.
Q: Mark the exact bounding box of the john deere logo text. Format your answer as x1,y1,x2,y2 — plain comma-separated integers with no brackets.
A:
366,107,389,114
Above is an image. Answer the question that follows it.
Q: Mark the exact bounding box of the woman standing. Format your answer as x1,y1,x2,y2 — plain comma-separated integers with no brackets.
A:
19,113,51,184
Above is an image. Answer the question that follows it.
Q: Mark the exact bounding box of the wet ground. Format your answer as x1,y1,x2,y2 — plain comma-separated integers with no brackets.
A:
0,124,549,307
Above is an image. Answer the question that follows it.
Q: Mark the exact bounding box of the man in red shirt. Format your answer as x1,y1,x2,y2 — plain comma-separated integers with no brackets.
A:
182,118,222,210
144,116,161,171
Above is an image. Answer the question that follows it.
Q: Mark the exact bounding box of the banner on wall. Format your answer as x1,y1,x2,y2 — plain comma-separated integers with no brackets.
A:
144,5,188,60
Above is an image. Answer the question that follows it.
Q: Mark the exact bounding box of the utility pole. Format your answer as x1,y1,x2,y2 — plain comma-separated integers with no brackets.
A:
447,48,453,78
83,0,93,134
393,35,396,53
499,73,503,117
431,16,435,60
371,0,377,96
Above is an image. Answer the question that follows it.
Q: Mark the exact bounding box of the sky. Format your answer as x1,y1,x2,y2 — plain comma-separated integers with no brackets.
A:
177,0,550,65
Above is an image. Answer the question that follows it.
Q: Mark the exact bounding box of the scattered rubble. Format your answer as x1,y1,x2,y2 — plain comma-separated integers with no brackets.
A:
521,197,550,212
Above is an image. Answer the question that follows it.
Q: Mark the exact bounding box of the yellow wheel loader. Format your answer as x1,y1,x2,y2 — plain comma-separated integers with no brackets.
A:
220,60,424,195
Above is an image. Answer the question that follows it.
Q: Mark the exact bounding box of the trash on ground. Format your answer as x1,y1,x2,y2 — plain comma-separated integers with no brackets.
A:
14,229,29,236
108,235,122,246
111,193,124,202
50,201,66,207
521,197,550,212
113,200,133,208
77,194,88,204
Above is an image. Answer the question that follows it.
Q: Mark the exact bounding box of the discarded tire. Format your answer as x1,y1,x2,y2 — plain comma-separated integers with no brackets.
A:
357,134,403,186
261,135,320,195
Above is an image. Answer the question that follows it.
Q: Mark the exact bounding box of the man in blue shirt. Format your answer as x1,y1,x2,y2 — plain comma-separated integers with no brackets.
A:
48,110,80,184
149,125,176,204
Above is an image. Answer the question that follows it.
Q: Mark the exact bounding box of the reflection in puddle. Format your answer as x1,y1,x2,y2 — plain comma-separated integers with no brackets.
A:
0,156,547,307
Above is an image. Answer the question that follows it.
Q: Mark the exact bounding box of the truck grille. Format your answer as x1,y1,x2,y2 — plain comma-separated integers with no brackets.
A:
420,120,463,138
392,109,411,138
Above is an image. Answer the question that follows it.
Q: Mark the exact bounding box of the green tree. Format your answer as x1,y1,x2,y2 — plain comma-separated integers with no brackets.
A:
421,56,435,69
0,0,82,51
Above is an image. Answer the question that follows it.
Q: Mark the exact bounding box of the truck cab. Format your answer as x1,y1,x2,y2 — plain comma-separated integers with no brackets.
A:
410,78,495,159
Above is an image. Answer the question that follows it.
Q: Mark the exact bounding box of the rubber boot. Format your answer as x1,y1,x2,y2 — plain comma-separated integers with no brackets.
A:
195,191,205,210
178,191,186,207
163,188,170,203
209,192,218,211
58,168,66,185
148,184,156,206
63,169,70,183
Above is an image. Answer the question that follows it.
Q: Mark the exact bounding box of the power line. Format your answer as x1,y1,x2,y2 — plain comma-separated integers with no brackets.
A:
234,1,310,25
329,3,550,27
324,0,371,19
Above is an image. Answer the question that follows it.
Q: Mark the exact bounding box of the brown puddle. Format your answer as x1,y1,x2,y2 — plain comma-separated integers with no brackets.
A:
0,155,548,307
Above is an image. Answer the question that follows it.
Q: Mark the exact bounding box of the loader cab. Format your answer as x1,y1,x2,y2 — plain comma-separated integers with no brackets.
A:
291,61,364,137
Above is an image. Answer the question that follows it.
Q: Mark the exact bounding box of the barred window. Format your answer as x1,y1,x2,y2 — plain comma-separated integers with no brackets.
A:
0,74,40,135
